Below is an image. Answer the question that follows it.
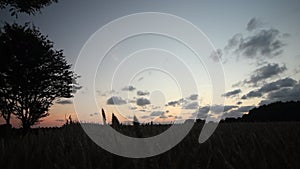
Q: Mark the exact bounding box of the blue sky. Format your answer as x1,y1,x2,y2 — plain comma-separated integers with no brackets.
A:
1,0,300,126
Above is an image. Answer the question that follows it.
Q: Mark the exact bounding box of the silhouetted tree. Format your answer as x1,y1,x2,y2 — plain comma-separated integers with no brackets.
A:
0,0,58,17
0,93,14,126
0,23,78,130
133,115,140,126
111,113,120,127
101,108,106,125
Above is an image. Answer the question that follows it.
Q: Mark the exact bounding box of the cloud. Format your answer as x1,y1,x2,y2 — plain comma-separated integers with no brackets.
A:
236,101,242,105
55,119,65,122
259,82,300,105
56,99,73,105
240,29,285,59
209,49,223,62
150,111,164,116
222,105,255,118
237,106,255,112
136,98,151,106
183,102,199,109
192,105,237,119
225,27,286,60
159,114,168,118
241,90,262,99
247,17,263,31
166,98,189,107
137,90,150,96
225,33,243,51
167,100,178,106
188,94,198,100
241,63,286,86
242,77,297,99
122,85,136,91
210,105,238,114
107,96,127,105
191,106,210,119
222,89,242,97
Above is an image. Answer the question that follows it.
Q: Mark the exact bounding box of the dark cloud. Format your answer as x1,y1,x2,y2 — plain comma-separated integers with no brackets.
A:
225,33,243,51
240,63,286,86
167,100,178,106
210,105,238,114
150,111,164,116
188,94,198,100
136,98,151,106
166,98,188,107
236,101,242,105
241,90,262,99
222,105,255,118
238,106,255,112
122,85,136,91
222,89,242,97
137,90,150,96
159,114,168,118
225,26,287,61
107,96,127,105
192,105,237,119
259,82,300,105
183,102,199,109
242,77,297,99
239,29,285,59
191,106,209,119
209,49,223,62
56,99,73,105
247,17,263,31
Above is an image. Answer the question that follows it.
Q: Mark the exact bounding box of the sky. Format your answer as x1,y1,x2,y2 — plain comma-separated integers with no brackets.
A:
1,0,300,127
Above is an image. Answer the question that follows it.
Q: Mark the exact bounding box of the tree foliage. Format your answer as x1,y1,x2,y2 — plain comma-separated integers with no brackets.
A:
0,0,58,17
0,23,78,129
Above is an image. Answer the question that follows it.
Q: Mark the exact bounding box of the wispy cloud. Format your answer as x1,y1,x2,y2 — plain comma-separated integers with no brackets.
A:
122,85,136,91
222,89,242,97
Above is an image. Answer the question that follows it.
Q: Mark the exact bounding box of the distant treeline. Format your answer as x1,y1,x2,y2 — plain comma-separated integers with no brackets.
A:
222,101,300,122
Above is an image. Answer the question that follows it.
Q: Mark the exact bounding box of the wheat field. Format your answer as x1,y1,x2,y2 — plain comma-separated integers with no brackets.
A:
0,122,299,169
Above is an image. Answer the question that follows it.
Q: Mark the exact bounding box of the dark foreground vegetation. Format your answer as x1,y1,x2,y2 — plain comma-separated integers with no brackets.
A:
223,101,300,122
0,122,299,169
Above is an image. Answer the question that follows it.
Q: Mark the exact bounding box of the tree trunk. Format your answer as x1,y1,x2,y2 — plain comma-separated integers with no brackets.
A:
4,113,11,126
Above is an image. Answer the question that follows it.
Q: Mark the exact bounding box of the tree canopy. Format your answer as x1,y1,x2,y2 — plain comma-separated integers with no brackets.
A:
0,0,58,17
0,23,78,129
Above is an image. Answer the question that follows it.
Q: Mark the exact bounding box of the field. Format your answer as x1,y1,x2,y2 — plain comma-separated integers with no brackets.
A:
0,122,299,169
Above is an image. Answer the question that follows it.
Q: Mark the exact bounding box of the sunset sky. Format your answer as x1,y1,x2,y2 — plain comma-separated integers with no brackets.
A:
1,0,300,127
